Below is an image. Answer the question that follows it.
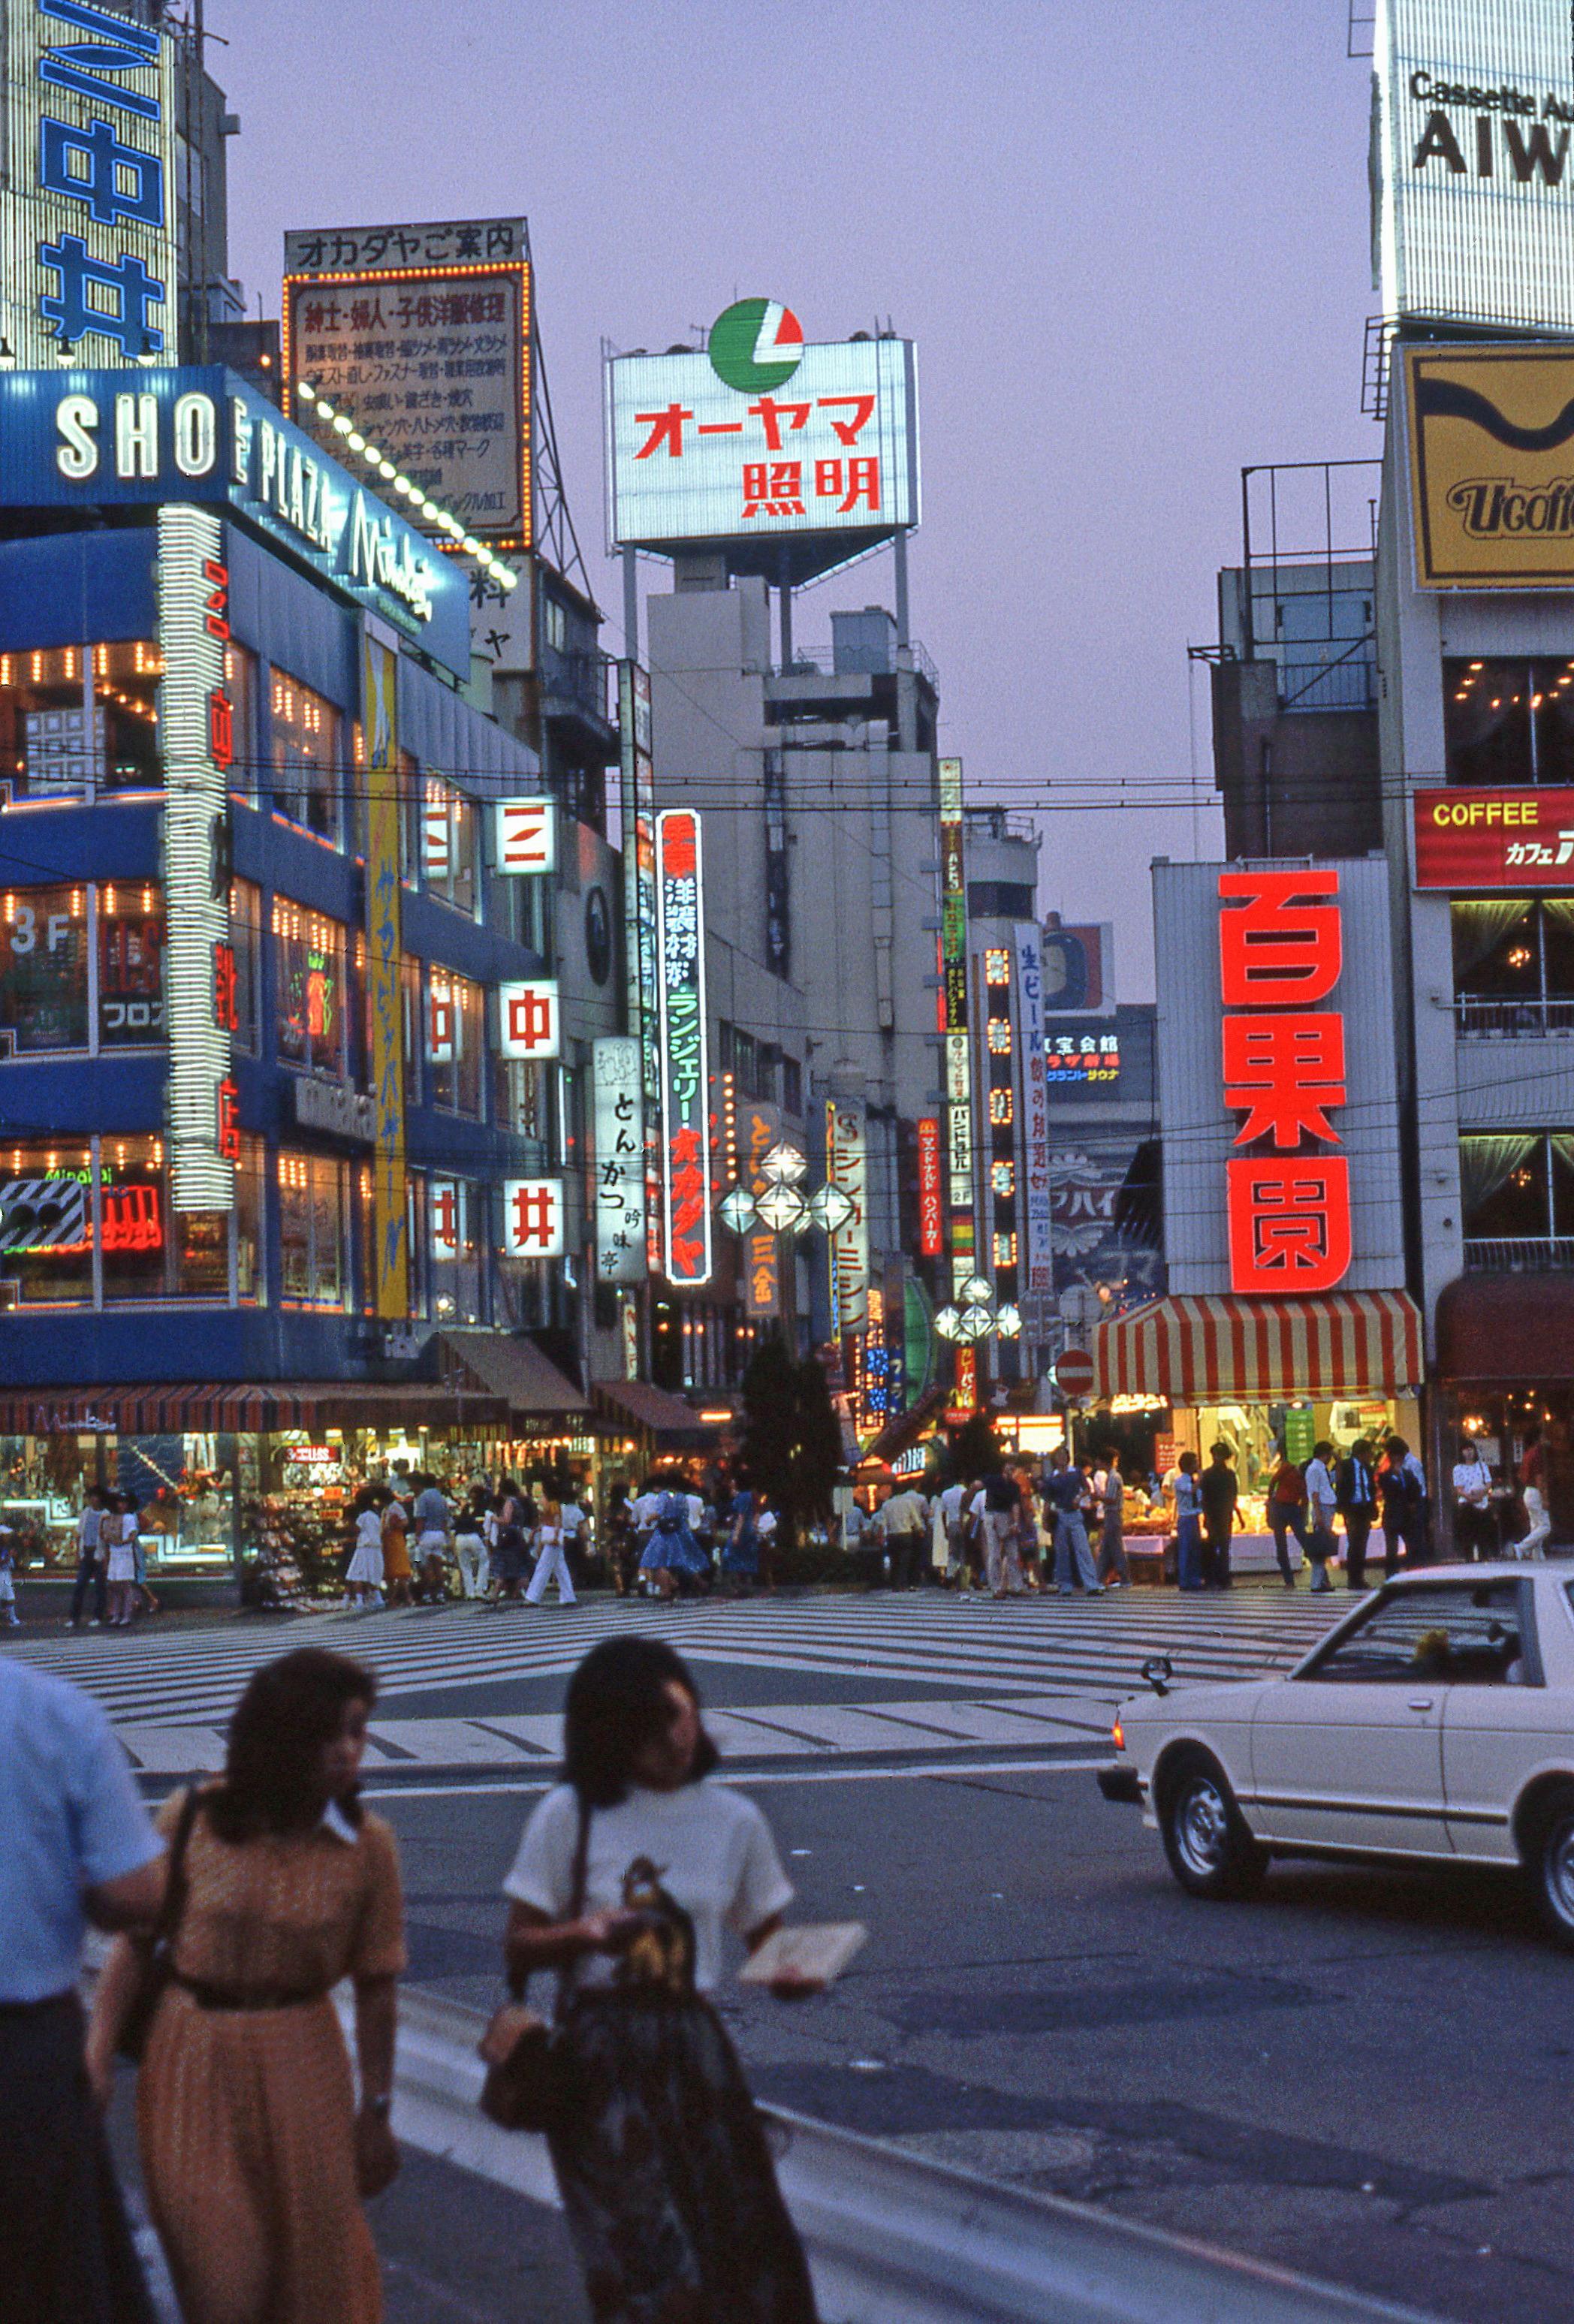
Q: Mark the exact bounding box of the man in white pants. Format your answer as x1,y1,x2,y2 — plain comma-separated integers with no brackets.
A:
525,1503,576,1605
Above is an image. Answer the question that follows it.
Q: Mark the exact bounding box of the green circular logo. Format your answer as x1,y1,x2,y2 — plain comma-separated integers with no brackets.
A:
707,299,804,393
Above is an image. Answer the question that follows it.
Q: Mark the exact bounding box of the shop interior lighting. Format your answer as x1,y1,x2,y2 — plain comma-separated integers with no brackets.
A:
294,381,518,592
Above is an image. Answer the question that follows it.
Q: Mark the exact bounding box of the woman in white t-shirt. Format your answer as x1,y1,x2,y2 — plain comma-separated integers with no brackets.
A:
342,1491,385,1610
105,1493,139,1626
502,1636,820,2324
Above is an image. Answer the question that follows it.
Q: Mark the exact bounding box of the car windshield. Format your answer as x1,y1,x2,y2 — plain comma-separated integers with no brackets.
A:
1300,1581,1529,1686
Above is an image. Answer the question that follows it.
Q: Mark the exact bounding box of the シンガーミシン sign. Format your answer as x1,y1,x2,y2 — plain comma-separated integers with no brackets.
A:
0,366,470,677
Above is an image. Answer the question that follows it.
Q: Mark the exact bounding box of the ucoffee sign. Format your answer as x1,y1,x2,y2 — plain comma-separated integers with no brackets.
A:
1406,345,1574,589
1413,786,1574,885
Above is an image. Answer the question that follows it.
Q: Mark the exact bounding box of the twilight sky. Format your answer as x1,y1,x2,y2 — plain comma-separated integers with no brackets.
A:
212,0,1377,996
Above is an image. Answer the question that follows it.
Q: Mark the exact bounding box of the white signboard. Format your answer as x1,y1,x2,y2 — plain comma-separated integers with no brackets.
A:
283,216,530,546
495,797,555,876
593,1035,647,1285
606,321,918,556
499,979,560,1061
1373,0,1574,332
502,1177,565,1259
1,0,179,369
825,1098,870,1337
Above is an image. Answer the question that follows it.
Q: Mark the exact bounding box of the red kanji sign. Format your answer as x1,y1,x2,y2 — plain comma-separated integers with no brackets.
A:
216,1077,241,1164
213,940,238,1032
1218,870,1342,1006
1221,1012,1346,1147
502,1177,565,1258
1227,1157,1352,1291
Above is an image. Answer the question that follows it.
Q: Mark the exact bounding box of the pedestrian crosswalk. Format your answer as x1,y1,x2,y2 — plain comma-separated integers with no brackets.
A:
2,1590,1346,1775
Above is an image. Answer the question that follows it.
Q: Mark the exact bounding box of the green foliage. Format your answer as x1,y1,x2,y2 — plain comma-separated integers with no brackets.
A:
738,1337,843,1548
946,1412,1006,1484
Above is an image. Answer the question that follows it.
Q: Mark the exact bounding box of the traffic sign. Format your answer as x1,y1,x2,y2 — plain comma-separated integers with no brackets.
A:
1054,1347,1095,1400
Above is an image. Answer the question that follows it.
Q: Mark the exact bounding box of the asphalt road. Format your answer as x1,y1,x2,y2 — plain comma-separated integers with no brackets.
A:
369,1660,1574,2324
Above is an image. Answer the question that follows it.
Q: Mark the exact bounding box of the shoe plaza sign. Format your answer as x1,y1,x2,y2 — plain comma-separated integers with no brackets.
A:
1373,0,1574,334
0,366,471,677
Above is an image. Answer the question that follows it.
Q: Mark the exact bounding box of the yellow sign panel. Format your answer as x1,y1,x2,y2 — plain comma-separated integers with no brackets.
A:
363,632,409,1317
1407,345,1574,592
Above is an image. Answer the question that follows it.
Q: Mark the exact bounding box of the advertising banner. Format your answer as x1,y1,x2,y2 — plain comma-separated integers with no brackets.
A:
825,1098,870,1337
157,505,234,1212
741,1100,781,1319
593,1035,647,1285
1374,0,1574,335
1,0,178,369
1413,785,1574,885
605,300,918,577
0,367,470,677
283,216,531,547
938,756,975,1298
1015,924,1054,1304
362,630,408,1317
1407,345,1574,590
916,1117,944,1258
656,809,712,1286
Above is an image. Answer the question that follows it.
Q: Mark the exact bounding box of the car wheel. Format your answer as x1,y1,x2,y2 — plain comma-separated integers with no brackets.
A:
1158,1752,1268,1900
1530,1790,1574,1950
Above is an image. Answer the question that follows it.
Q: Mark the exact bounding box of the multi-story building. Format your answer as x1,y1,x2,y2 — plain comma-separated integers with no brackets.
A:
0,363,586,1577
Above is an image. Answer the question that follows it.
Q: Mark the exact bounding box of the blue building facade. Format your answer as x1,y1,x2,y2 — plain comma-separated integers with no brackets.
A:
0,368,574,1575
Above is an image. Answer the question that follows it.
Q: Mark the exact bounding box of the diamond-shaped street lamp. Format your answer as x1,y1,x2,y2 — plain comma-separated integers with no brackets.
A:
960,1302,995,1343
759,1141,808,1186
755,1183,808,1233
807,1182,856,1234
718,1186,758,1235
995,1304,1023,1340
935,1304,963,1341
961,1274,994,1307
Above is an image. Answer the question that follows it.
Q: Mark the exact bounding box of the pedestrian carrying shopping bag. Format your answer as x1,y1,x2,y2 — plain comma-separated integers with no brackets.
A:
479,1799,589,2133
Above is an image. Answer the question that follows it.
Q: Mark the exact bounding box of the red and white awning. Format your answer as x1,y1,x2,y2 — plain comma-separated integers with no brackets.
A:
1093,1292,1423,1405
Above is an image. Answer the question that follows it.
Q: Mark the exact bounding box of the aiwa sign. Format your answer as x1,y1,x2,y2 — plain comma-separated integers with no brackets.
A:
1373,0,1574,333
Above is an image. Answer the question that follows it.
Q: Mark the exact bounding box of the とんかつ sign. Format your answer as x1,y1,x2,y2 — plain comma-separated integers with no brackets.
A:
1218,870,1351,1295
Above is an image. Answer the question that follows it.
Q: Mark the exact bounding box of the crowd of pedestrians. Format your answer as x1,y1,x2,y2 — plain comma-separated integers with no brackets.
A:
5,1632,824,2324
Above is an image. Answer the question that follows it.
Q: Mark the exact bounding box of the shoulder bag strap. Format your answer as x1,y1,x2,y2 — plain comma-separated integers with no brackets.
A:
151,1784,203,1949
552,1797,593,2026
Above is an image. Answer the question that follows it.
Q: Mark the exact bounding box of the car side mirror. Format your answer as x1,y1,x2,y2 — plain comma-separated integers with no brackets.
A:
1141,1653,1173,1699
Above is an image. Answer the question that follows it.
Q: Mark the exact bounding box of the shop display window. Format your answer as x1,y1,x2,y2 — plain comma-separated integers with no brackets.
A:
228,881,264,1057
225,644,259,801
0,643,162,800
278,1149,350,1308
0,885,89,1053
429,1174,484,1323
234,1135,265,1304
98,1137,170,1303
495,1055,549,1147
426,964,483,1116
270,670,342,843
0,1139,93,1307
98,883,166,1048
1445,658,1574,788
273,899,348,1078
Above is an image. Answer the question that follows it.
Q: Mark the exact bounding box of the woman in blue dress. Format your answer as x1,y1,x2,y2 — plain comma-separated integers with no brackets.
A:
720,1488,761,1594
638,1488,709,1602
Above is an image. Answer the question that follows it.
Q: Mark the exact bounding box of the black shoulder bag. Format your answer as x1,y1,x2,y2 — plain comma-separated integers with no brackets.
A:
117,1784,202,2064
479,1798,591,2135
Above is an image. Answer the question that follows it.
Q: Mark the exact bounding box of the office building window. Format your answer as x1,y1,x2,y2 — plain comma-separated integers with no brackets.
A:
0,1139,94,1307
0,885,89,1053
428,1175,483,1322
224,643,258,800
278,1150,350,1308
496,1056,548,1146
417,776,479,917
273,900,348,1079
1446,658,1574,788
235,1135,265,1304
405,1170,429,1321
97,883,165,1050
270,670,342,842
781,1054,802,1117
228,881,264,1057
427,965,483,1116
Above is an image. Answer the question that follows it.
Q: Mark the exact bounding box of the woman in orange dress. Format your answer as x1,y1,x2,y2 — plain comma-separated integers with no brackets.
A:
87,1649,406,2324
380,1488,413,1607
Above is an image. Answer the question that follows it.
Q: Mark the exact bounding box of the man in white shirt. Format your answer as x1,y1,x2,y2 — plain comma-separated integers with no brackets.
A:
939,1477,972,1587
1452,1440,1498,1563
1303,1442,1338,1594
68,1491,107,1629
880,1485,930,1591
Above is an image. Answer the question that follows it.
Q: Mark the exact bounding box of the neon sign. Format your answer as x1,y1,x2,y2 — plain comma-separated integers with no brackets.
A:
655,809,712,1285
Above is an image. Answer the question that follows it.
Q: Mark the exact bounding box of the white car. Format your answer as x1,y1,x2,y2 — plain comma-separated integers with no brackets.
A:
1100,1565,1574,1946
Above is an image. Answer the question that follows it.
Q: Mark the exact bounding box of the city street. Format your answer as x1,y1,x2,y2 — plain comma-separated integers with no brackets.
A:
24,1588,1574,2324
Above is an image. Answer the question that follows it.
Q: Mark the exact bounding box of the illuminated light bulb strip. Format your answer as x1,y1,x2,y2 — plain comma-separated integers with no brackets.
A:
294,381,519,591
157,504,234,1213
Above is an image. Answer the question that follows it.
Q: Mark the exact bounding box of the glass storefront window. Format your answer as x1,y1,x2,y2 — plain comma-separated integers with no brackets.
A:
0,643,162,800
99,1136,170,1303
0,885,88,1053
429,1174,483,1323
426,964,483,1116
278,1150,349,1308
98,883,165,1048
225,644,258,802
270,670,342,843
496,1055,547,1146
0,1139,93,1307
228,881,264,1057
1446,658,1574,787
236,1135,265,1304
273,900,348,1078
405,1170,428,1319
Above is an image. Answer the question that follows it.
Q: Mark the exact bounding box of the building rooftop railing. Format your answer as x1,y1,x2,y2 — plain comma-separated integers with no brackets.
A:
1464,1237,1574,1273
1456,999,1574,1038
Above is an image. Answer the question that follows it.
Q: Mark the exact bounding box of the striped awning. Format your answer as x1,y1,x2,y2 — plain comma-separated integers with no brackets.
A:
1093,1292,1424,1404
0,1381,508,1436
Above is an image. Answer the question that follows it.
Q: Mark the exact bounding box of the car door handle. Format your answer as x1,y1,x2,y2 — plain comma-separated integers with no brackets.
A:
1407,1697,1434,1711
